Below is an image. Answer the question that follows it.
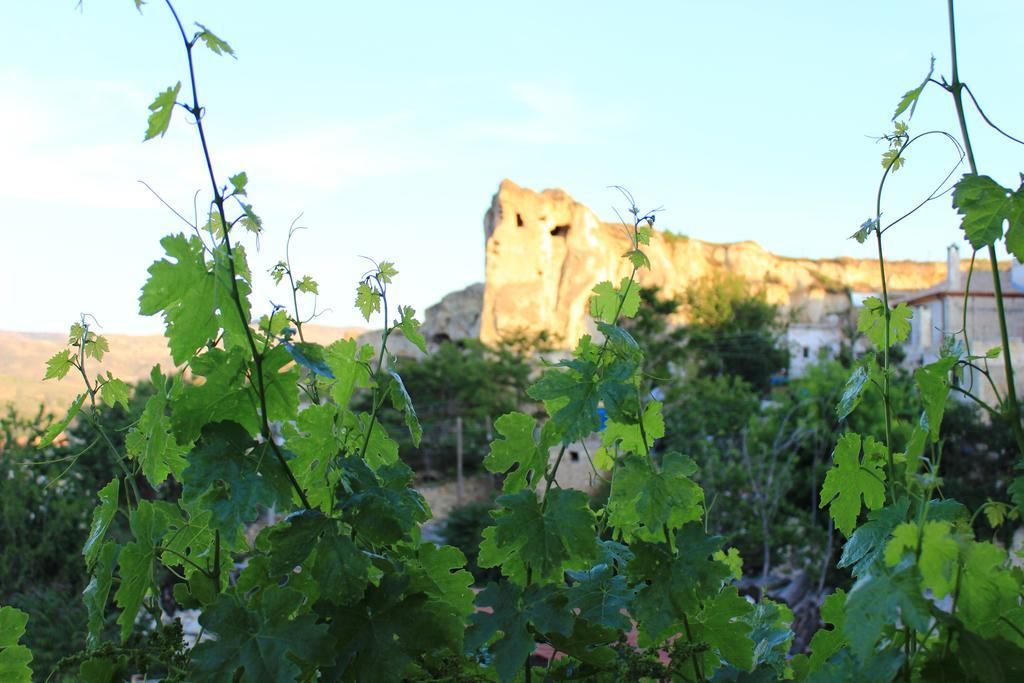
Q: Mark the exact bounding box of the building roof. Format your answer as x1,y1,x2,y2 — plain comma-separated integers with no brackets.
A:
894,267,1024,305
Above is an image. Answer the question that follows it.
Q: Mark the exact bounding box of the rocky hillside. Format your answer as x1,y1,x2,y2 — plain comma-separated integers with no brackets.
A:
480,179,962,345
0,325,363,416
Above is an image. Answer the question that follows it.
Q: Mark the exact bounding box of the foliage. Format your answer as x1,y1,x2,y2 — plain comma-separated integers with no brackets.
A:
7,2,1024,682
681,273,790,392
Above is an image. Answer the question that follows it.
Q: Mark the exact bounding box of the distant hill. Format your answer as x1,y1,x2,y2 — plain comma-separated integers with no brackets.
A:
0,325,364,417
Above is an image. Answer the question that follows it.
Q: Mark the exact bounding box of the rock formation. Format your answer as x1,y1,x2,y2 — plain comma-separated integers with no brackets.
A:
480,179,960,346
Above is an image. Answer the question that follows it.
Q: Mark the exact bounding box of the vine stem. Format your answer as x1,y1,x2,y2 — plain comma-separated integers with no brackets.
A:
163,0,311,509
946,0,1024,455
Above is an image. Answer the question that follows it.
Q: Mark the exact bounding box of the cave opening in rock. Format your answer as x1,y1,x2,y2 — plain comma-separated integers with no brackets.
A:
550,224,570,237
516,213,524,227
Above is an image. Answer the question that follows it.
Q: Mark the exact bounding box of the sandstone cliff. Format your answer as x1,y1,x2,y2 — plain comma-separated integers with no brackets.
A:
480,180,961,345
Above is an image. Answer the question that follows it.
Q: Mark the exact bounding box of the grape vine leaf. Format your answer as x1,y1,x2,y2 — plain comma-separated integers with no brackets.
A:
857,296,912,349
139,234,218,365
228,171,247,196
466,582,573,683
484,412,552,493
114,501,164,641
594,399,665,468
396,306,427,354
693,586,755,675
885,520,959,598
527,360,601,444
837,497,909,578
99,375,130,410
915,356,957,442
387,370,422,447
170,347,255,442
195,23,235,58
843,564,930,661
144,81,181,140
478,488,599,585
0,606,33,683
892,56,935,121
566,561,637,632
282,404,342,510
125,371,190,485
295,274,318,293
953,174,1024,255
607,451,703,542
311,531,379,605
836,363,869,420
590,277,641,323
181,421,293,546
83,541,119,648
83,478,120,566
354,281,380,321
283,341,334,379
323,338,373,409
43,349,74,380
191,586,330,683
820,433,886,536
38,393,85,447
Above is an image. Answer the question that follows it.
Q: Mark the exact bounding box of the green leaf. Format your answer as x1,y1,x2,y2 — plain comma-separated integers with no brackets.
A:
881,148,905,173
953,174,1024,255
884,520,959,598
144,81,181,140
114,501,165,641
239,203,263,233
43,349,75,380
295,274,318,294
139,234,218,365
607,451,704,542
527,360,601,444
836,363,869,420
693,586,755,675
915,356,957,442
484,412,551,493
803,589,848,673
377,261,398,283
38,393,86,447
396,305,427,354
478,488,599,585
195,23,235,57
264,509,330,575
312,532,378,605
354,281,380,321
228,171,248,195
387,370,422,447
324,339,373,409
843,565,930,661
99,375,130,410
594,399,665,467
283,341,334,379
837,497,909,577
590,277,641,323
0,606,33,683
467,582,572,683
892,56,934,121
957,540,1024,644
191,587,330,683
84,479,120,566
624,248,651,269
566,562,637,631
181,422,294,546
126,379,190,486
170,348,255,442
282,404,341,510
83,541,119,648
819,433,887,536
857,296,912,349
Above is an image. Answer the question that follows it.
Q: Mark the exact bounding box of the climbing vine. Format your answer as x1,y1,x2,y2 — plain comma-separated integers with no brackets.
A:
3,1,1024,681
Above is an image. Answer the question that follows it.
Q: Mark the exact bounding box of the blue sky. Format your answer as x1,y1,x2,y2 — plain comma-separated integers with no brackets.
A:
3,1,1023,333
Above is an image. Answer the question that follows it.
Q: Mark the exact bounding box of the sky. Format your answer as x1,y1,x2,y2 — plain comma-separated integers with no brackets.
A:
3,1,1023,334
